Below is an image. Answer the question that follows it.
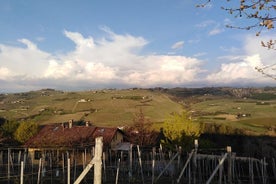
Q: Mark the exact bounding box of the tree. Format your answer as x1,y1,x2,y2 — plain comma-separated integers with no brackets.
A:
0,120,19,137
14,121,38,143
162,111,202,150
125,109,158,146
198,0,276,80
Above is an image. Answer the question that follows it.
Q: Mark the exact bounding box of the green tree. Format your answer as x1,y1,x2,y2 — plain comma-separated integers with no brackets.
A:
14,121,38,143
162,111,202,150
0,120,19,137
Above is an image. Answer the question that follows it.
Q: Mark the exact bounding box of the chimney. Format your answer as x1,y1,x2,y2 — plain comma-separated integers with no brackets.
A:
61,122,65,130
69,119,73,128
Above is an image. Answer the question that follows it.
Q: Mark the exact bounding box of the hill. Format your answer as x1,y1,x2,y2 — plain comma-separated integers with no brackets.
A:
161,87,276,136
0,87,276,136
0,88,183,127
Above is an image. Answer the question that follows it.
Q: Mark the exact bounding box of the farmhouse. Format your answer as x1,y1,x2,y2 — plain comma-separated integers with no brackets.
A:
24,121,125,163
25,121,125,149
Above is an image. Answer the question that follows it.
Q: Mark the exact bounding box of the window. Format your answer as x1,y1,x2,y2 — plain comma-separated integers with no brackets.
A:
34,150,42,160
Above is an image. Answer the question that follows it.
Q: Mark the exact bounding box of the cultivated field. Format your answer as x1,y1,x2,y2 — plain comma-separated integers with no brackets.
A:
0,87,275,136
0,89,183,127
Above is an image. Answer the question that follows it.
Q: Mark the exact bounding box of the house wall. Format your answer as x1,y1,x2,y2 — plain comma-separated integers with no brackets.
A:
28,148,95,166
28,148,43,165
110,131,124,149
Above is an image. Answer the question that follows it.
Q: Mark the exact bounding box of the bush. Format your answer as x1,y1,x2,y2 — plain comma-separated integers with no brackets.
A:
0,120,19,137
14,121,38,143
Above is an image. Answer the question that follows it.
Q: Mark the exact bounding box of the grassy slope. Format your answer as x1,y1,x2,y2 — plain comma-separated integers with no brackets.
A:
0,89,184,127
191,96,276,135
1,88,275,136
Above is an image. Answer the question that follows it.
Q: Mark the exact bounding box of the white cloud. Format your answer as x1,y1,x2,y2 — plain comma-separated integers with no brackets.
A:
206,54,265,84
193,52,207,57
18,39,38,50
1,28,274,92
0,67,12,80
123,55,202,86
209,25,224,36
196,20,216,28
171,41,184,50
0,28,203,91
196,20,224,36
64,30,95,49
205,32,276,85
243,33,276,67
243,33,276,80
0,40,51,78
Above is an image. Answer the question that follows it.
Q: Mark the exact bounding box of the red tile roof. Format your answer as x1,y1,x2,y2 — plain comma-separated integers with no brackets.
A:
24,124,121,148
92,127,118,146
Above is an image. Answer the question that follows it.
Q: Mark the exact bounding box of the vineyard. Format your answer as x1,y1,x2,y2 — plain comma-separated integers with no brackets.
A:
0,139,275,184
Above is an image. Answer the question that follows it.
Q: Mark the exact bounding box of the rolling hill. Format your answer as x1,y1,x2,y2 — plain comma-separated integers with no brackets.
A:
0,87,275,136
0,88,184,127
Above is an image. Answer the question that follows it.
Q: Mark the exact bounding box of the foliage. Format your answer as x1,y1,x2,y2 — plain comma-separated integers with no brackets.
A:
202,123,246,135
251,92,276,100
14,121,38,143
162,111,202,150
0,120,19,137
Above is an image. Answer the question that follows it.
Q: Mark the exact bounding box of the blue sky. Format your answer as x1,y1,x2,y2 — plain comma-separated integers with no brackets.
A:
0,0,275,92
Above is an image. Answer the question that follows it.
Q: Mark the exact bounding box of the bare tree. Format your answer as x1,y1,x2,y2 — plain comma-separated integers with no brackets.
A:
198,0,276,80
124,109,158,146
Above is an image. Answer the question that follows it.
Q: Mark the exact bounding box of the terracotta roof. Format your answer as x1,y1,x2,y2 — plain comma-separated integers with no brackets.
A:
92,127,119,146
24,124,121,148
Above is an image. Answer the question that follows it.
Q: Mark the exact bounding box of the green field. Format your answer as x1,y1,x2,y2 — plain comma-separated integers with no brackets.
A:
0,88,275,136
0,89,184,127
190,97,276,135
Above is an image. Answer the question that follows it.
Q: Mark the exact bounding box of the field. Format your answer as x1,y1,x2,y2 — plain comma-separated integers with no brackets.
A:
0,89,183,127
0,87,275,136
189,95,276,135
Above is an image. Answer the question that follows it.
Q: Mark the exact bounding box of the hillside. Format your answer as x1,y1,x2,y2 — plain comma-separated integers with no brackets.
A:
0,87,276,136
161,87,276,136
0,88,184,127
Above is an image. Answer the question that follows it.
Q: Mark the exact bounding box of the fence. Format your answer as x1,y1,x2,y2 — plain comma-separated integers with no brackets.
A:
0,139,275,184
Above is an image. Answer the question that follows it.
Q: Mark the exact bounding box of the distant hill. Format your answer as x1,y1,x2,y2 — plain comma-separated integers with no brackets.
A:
0,88,184,127
0,87,275,136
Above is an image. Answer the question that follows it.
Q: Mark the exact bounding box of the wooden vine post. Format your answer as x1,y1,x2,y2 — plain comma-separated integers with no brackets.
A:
94,137,103,184
74,137,103,184
227,146,232,184
193,139,198,184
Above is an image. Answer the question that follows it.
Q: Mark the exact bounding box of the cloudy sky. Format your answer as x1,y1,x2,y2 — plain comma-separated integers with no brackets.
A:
0,0,275,92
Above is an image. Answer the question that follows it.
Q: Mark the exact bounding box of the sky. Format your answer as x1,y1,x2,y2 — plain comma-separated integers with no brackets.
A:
0,0,275,92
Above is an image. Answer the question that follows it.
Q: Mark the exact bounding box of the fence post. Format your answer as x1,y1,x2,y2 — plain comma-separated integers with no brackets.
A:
37,158,42,184
8,148,10,182
68,158,70,184
177,149,194,183
129,144,133,182
20,161,24,184
227,146,232,184
193,139,198,184
152,147,156,184
177,146,182,171
115,158,120,184
94,137,103,184
137,145,145,184
206,153,228,184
